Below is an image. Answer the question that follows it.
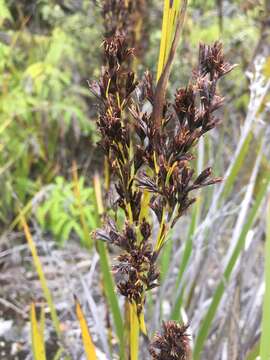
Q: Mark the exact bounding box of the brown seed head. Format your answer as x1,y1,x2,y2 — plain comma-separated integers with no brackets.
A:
149,321,191,360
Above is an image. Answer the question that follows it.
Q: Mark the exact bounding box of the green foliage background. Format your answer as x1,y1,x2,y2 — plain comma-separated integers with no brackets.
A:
0,0,102,235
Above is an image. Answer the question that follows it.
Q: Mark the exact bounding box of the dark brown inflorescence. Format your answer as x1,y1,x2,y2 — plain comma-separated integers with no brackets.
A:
101,0,147,62
149,321,191,360
91,34,234,316
95,218,159,314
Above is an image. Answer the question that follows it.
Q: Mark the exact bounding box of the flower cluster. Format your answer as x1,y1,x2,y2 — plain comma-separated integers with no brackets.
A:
130,42,234,232
95,218,159,314
149,321,191,360
101,0,146,60
91,35,141,221
91,34,234,322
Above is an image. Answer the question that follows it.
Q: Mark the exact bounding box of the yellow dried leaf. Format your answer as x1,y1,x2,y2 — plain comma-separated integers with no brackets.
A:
30,303,46,360
76,300,98,360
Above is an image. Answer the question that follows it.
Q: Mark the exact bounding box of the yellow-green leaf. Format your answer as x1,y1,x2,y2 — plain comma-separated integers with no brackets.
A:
30,303,46,360
129,302,139,360
260,198,270,360
21,216,61,336
264,57,270,78
157,0,183,81
75,299,98,360
0,0,12,26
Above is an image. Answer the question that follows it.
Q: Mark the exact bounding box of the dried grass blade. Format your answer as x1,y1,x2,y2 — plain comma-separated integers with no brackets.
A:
21,215,61,336
193,170,270,360
30,302,46,360
75,299,98,360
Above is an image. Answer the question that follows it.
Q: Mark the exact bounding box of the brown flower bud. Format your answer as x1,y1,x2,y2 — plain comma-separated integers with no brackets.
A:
149,321,191,360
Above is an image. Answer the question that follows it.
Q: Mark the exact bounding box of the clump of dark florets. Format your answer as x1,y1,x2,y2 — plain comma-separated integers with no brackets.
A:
149,321,191,360
94,218,159,314
91,35,234,318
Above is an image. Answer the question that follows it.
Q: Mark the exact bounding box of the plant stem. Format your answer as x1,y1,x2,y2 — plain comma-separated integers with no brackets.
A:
129,302,139,360
93,174,125,360
260,197,270,360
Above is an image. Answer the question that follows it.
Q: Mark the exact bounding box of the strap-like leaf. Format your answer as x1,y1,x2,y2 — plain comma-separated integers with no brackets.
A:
260,197,270,360
75,299,98,360
22,216,61,336
30,303,46,360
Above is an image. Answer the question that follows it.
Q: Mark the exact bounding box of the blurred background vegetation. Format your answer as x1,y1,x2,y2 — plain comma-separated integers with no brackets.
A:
0,1,270,359
0,0,268,245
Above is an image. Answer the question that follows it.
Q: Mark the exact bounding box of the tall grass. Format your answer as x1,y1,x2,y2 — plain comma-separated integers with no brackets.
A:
21,215,61,337
194,170,270,359
30,303,46,360
75,298,98,360
260,197,270,360
21,2,270,359
93,174,125,360
157,58,270,359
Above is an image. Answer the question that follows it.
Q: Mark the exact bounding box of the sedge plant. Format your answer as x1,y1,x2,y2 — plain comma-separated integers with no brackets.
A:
91,9,235,360
25,1,237,358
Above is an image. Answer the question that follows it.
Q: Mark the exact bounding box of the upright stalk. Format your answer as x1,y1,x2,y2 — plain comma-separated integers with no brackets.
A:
91,5,234,358
260,197,270,360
